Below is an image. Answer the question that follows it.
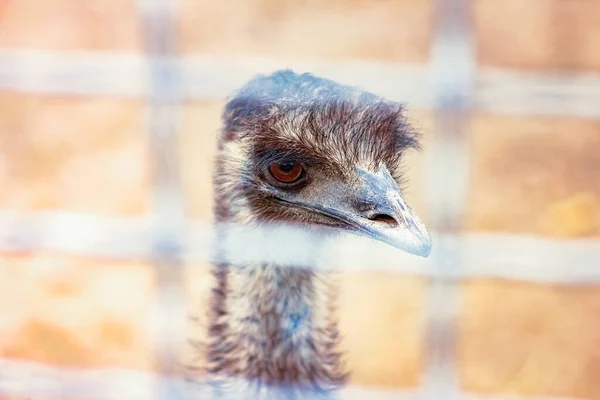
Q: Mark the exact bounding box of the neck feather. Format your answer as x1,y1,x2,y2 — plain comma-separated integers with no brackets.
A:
205,156,348,396
206,223,346,396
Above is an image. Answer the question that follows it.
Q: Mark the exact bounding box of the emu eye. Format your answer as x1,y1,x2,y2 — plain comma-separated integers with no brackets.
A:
268,162,304,183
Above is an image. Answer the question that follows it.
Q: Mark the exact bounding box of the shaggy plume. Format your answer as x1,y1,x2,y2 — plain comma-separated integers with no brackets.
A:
222,70,420,176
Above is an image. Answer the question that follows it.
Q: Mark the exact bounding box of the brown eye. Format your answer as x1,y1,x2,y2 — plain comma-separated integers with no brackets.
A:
268,162,304,183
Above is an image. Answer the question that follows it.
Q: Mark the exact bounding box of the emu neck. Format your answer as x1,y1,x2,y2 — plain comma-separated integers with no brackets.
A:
207,253,345,395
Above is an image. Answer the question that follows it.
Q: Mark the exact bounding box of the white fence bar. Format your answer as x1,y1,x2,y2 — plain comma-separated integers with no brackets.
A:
0,358,586,400
421,0,475,397
137,1,185,400
0,211,599,284
1,49,600,118
0,358,584,400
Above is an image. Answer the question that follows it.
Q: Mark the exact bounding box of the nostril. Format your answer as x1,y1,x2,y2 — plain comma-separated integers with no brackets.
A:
368,213,399,227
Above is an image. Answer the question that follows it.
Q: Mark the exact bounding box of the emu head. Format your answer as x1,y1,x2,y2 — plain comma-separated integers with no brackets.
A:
215,70,431,257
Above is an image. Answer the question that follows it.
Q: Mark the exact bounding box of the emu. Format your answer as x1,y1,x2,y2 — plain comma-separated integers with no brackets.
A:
204,70,431,399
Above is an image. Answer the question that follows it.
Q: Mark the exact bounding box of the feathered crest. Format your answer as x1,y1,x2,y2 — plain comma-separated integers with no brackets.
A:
221,70,421,173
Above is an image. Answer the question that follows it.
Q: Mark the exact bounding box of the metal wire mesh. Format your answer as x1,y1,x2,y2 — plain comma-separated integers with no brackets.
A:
0,0,599,399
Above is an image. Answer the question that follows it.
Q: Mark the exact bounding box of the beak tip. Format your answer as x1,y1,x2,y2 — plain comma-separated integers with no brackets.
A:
409,234,432,258
379,230,432,258
420,242,432,258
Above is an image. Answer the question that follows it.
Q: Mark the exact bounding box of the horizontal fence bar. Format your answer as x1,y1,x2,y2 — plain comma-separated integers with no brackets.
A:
0,358,584,400
0,211,599,284
1,49,600,118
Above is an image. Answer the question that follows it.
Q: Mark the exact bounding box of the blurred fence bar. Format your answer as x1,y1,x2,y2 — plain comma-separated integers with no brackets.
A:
0,358,584,400
138,0,186,399
422,0,474,398
1,213,600,283
1,50,600,117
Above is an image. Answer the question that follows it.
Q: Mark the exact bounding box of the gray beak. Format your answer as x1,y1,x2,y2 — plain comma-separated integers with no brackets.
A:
300,167,432,257
338,168,432,257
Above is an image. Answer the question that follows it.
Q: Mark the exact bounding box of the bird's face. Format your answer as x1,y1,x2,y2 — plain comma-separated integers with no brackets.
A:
217,84,432,258
249,152,431,258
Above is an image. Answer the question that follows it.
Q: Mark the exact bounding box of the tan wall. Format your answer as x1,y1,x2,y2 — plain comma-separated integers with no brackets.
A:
1,0,600,398
2,0,599,70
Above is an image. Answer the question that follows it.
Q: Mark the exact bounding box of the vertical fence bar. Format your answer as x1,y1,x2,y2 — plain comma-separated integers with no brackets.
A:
422,0,474,398
137,1,185,399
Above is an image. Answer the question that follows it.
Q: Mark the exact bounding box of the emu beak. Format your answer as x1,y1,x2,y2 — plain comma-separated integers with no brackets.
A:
345,168,432,257
311,167,432,257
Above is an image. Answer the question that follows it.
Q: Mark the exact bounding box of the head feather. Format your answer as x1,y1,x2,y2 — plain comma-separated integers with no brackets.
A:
221,70,420,173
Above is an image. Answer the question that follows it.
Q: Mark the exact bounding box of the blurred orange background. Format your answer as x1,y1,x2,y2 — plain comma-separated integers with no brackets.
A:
1,0,600,399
